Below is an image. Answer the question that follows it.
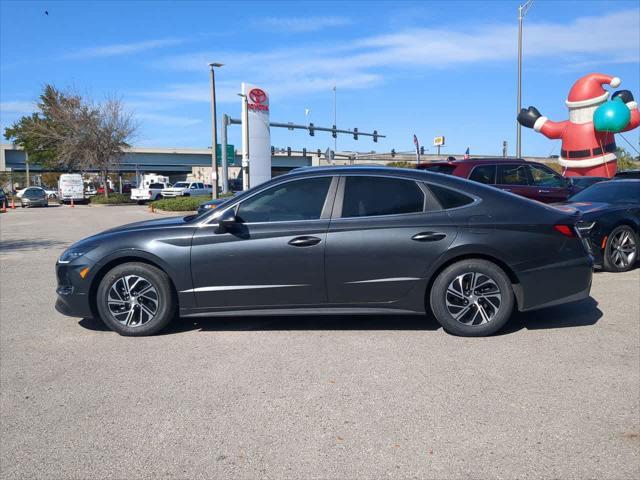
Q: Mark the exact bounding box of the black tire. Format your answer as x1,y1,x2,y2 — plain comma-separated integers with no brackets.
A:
182,193,190,197
154,194,161,201
137,200,145,205
429,259,514,337
603,225,638,272
96,262,176,336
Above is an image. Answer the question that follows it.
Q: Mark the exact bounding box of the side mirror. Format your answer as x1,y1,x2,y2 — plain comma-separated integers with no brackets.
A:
217,209,238,233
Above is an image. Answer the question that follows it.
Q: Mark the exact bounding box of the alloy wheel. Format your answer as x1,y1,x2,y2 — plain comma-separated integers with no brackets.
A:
607,229,637,269
107,275,159,327
445,272,502,326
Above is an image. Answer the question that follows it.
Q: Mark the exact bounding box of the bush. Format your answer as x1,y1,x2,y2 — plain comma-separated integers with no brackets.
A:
151,195,211,211
90,193,135,204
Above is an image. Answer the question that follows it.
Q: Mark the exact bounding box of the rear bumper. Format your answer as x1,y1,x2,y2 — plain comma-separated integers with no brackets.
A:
513,255,593,312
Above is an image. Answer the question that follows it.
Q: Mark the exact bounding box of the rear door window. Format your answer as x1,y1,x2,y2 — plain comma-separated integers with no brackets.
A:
497,165,530,185
427,184,475,209
341,176,424,218
469,165,496,184
421,165,456,175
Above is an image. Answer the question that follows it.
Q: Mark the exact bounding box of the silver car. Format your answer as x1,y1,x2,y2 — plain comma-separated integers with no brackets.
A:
20,187,48,208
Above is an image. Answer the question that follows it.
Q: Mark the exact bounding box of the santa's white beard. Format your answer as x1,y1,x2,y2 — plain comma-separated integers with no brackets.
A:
568,102,603,124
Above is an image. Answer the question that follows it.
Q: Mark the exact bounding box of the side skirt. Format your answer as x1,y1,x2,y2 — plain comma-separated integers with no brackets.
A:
180,307,424,318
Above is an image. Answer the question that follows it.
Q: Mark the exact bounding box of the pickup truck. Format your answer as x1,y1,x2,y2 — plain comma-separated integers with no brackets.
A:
131,182,170,204
161,181,212,198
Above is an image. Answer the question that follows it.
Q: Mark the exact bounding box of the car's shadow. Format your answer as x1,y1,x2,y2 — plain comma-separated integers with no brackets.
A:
79,297,602,336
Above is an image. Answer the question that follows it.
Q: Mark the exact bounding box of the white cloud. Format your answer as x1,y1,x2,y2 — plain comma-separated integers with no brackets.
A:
0,101,35,114
135,9,638,110
62,37,185,60
254,16,352,33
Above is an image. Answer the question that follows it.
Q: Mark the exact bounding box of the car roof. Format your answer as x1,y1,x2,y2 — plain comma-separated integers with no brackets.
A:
417,157,549,167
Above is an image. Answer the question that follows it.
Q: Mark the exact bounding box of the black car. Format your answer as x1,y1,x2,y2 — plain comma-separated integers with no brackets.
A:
569,176,608,192
55,167,593,337
614,169,640,180
562,179,639,272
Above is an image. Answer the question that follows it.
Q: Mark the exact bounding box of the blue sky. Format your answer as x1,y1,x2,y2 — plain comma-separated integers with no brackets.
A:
1,0,639,157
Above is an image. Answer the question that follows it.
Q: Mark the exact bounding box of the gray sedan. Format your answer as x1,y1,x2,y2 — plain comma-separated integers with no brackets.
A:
20,187,48,208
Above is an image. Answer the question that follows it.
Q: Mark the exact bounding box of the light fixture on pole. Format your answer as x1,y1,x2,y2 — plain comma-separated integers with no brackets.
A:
238,93,250,191
208,62,223,199
516,0,533,159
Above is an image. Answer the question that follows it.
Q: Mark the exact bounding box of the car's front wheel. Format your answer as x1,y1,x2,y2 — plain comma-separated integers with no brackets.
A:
603,225,638,272
429,259,514,337
96,262,176,336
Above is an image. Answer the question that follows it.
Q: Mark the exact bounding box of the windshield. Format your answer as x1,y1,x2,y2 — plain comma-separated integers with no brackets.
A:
570,182,639,204
173,182,189,188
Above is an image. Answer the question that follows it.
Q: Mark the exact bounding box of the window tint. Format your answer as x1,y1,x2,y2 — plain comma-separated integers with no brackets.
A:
237,177,332,223
428,184,474,209
529,165,565,187
421,165,456,175
341,176,424,218
469,165,496,184
497,165,530,185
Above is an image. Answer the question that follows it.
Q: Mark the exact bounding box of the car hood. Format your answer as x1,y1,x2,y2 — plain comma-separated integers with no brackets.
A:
103,215,190,234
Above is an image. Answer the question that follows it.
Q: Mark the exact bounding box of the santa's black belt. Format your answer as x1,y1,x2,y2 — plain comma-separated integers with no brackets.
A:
561,143,616,159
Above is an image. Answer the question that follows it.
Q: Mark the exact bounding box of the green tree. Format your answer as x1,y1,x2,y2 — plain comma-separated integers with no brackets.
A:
616,147,639,171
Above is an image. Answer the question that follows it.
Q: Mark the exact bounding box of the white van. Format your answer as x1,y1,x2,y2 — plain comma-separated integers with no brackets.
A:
58,174,86,204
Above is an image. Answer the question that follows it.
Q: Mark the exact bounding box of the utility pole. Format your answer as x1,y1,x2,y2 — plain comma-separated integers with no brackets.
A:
238,93,250,191
25,151,30,187
333,86,337,153
221,114,229,194
208,62,223,199
517,0,534,158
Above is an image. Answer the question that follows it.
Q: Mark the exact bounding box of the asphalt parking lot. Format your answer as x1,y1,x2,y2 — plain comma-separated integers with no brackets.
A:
1,204,638,479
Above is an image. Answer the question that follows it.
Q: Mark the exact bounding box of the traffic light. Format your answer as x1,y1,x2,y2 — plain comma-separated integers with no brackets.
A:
353,128,358,140
373,130,378,143
420,146,425,155
309,123,314,136
332,125,337,139
317,149,321,157
287,147,291,156
302,148,307,157
391,149,396,157
271,146,275,156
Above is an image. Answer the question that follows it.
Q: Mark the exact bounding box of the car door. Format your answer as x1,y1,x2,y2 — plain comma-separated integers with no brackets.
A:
324,175,458,304
495,164,538,200
189,175,338,311
527,164,572,203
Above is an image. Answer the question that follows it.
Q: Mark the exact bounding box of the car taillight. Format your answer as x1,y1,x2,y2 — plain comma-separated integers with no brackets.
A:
554,224,576,237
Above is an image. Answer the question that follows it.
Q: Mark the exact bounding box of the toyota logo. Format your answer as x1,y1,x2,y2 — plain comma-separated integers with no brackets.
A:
249,88,267,104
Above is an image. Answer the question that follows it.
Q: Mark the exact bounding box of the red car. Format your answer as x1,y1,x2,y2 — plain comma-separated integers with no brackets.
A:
417,158,575,203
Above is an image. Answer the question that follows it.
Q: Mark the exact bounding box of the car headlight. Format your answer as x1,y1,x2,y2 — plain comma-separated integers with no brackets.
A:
58,246,94,264
576,221,596,233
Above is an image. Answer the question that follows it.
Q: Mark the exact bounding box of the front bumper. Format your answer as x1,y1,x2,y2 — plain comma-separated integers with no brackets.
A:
55,261,94,318
513,255,593,312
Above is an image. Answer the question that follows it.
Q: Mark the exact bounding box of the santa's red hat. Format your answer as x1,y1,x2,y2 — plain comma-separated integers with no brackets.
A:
566,73,621,108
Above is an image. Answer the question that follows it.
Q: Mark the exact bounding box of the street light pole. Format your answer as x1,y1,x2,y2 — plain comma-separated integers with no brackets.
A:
209,62,223,199
333,86,337,153
238,93,250,191
516,0,533,159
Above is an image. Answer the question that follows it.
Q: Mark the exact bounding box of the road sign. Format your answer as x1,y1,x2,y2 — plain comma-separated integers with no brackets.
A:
216,144,237,166
433,136,446,147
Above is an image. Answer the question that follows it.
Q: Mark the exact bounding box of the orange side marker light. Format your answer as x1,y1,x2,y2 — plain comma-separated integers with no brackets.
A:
79,267,90,279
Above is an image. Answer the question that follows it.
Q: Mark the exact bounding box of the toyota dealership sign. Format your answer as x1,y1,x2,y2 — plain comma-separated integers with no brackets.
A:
242,83,272,187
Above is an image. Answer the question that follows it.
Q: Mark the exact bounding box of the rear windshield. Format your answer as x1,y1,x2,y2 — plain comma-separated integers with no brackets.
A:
24,188,44,197
420,165,456,175
173,182,189,188
570,182,640,204
149,183,164,189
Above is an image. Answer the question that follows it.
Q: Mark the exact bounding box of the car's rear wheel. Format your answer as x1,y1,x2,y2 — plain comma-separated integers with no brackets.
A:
96,262,176,336
603,225,638,272
429,259,514,337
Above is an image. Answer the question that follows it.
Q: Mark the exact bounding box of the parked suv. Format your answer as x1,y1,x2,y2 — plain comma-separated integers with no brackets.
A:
417,158,574,203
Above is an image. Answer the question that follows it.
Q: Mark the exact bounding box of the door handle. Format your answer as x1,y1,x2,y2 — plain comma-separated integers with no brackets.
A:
412,232,446,242
288,236,322,247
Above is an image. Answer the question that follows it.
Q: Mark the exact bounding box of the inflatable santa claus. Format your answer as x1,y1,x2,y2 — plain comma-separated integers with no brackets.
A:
518,73,639,178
